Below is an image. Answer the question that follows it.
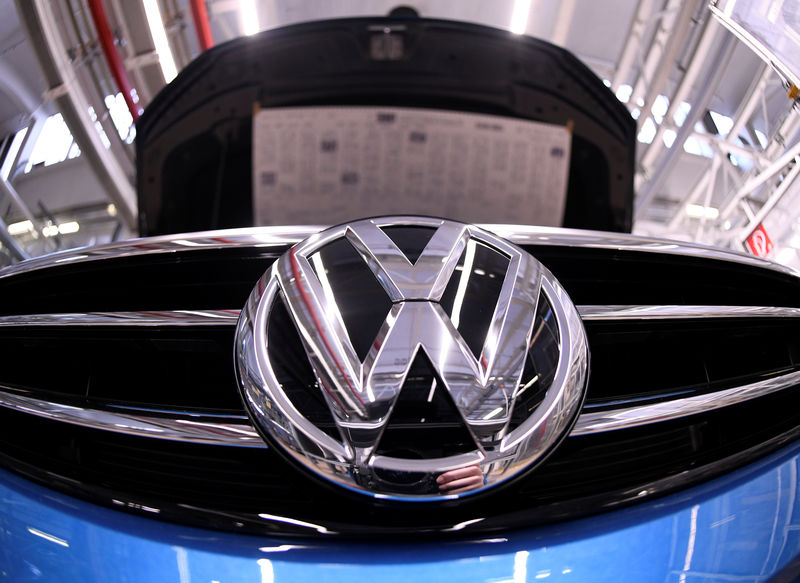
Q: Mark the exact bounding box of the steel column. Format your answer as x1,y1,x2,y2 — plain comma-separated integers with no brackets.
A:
86,0,141,121
190,0,214,51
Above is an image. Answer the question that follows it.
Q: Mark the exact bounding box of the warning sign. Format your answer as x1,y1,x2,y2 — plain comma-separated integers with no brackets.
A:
745,223,774,257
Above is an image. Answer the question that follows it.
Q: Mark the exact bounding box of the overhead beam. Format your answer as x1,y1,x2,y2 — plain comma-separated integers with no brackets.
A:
0,59,42,116
0,215,30,261
738,161,800,245
719,137,800,218
638,15,722,172
630,0,682,106
16,0,137,231
550,0,576,46
635,0,697,133
635,32,737,220
612,0,658,91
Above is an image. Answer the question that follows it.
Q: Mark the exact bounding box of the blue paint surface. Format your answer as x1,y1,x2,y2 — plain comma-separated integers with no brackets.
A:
2,441,800,582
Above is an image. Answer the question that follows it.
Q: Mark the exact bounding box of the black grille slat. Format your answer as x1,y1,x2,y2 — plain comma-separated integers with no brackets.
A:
0,248,279,316
2,385,800,536
584,317,800,408
0,327,244,413
528,247,800,307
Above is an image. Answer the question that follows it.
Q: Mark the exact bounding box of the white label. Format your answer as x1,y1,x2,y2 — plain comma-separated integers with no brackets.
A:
253,106,571,226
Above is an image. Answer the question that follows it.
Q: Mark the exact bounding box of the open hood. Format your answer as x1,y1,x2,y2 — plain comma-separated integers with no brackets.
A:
136,17,635,235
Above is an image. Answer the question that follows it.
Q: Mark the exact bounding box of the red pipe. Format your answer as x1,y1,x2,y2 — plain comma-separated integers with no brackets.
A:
190,0,214,51
87,0,141,121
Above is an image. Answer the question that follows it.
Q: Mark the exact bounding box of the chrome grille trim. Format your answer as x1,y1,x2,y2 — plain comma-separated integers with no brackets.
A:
578,305,800,320
0,388,264,447
3,305,799,327
3,368,799,444
572,370,800,435
2,224,796,280
0,310,241,327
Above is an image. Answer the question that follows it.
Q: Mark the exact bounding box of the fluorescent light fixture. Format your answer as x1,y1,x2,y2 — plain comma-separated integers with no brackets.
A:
240,0,260,36
58,221,80,234
685,204,719,219
143,0,178,83
41,222,80,237
509,0,531,34
7,220,33,235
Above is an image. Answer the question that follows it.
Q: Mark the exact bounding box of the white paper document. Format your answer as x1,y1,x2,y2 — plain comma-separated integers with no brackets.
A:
253,106,571,226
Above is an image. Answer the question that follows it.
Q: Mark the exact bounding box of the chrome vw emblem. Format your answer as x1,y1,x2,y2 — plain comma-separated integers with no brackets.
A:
236,217,588,500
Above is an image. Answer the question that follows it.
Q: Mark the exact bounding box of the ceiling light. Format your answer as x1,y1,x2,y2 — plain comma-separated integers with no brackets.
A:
240,0,260,36
7,220,33,235
58,221,80,235
42,225,59,237
685,204,719,219
509,0,531,34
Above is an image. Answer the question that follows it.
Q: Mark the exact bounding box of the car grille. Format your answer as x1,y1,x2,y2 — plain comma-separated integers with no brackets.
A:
1,227,800,537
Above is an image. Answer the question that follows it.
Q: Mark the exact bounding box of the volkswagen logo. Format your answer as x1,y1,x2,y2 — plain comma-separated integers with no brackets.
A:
235,217,589,500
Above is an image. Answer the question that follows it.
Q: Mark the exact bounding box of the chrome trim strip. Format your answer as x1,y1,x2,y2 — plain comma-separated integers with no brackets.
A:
578,305,800,320
0,310,241,327
3,368,799,445
4,305,797,327
0,388,265,447
572,369,800,436
0,226,322,280
2,223,797,279
482,225,800,277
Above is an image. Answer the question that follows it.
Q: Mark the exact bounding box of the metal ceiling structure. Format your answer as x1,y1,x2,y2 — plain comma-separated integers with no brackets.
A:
0,0,798,268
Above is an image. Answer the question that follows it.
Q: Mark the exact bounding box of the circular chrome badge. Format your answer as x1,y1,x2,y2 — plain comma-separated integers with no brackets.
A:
235,217,588,500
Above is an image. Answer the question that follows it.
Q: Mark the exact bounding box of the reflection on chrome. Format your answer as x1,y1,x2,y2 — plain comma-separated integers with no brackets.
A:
437,464,484,494
0,310,240,327
578,305,800,320
4,220,794,280
236,217,589,500
572,369,800,435
0,387,263,446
